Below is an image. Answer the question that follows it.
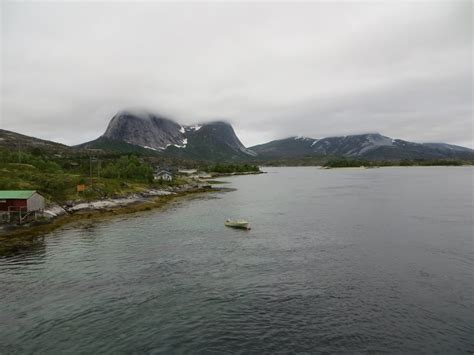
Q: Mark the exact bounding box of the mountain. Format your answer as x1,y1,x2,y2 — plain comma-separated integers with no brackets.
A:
80,110,256,161
102,110,186,150
78,136,161,155
250,136,317,158
166,121,256,161
75,109,473,162
82,109,472,161
0,129,72,154
251,133,474,161
3,122,473,164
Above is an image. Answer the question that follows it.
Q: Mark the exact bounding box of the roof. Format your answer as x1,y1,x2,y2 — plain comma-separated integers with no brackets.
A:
0,190,37,199
179,169,197,174
155,170,172,175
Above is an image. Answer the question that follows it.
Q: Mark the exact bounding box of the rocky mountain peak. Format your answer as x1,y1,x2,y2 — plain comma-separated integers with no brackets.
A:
103,110,186,150
88,110,256,160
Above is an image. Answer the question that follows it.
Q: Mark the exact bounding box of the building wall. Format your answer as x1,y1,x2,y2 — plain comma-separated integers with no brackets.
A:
0,199,27,212
27,193,45,212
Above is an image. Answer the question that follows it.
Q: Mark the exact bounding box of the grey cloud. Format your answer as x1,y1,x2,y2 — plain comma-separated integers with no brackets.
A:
1,1,472,147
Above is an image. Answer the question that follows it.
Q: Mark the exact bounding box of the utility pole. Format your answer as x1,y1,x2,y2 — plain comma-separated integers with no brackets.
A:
90,155,93,188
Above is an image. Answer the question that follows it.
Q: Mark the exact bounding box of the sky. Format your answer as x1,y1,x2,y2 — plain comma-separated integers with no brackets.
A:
1,1,472,148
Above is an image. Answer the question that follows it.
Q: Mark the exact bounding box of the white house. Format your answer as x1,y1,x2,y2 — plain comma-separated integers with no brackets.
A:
154,169,173,181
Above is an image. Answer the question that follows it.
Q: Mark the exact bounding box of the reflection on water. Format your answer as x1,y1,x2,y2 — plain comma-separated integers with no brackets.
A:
0,167,473,353
0,236,47,260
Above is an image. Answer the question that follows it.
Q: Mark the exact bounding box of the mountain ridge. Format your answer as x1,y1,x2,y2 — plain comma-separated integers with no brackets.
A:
0,129,72,154
250,133,473,160
3,109,473,162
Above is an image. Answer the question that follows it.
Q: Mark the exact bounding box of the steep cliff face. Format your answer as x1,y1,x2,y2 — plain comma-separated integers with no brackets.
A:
103,110,186,150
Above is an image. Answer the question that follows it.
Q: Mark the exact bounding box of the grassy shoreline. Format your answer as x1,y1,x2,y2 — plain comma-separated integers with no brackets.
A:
0,187,224,255
208,171,265,177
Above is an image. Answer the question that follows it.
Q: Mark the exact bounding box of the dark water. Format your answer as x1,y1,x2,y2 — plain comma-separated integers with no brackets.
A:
1,167,473,353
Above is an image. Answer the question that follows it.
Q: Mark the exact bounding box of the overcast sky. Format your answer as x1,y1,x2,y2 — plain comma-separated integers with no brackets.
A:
1,1,472,147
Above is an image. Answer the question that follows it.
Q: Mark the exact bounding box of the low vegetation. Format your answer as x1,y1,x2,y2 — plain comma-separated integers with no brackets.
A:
0,148,165,203
205,163,261,174
100,155,154,181
256,156,471,167
323,158,465,168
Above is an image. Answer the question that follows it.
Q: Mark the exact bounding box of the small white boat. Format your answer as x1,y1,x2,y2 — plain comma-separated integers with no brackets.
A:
225,219,251,230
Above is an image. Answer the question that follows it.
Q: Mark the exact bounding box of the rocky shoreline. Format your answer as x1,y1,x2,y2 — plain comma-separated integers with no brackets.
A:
0,182,215,242
43,184,210,218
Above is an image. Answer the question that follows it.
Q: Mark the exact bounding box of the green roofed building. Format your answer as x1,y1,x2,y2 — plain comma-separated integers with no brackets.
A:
0,190,45,213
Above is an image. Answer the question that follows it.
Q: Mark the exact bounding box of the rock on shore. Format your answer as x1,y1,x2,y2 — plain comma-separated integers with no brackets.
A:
42,185,211,216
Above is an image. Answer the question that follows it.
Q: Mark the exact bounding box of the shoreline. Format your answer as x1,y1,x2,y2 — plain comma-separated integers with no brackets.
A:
322,165,473,169
207,171,265,177
0,170,263,250
0,185,226,254
260,164,472,169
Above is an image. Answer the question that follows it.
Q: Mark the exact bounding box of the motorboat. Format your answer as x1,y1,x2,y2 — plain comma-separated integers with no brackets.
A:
225,219,251,230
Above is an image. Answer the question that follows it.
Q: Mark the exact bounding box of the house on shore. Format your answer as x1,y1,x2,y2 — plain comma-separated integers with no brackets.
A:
154,169,173,182
0,190,45,223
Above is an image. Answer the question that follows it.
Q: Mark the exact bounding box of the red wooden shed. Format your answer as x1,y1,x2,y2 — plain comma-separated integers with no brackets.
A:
0,190,45,213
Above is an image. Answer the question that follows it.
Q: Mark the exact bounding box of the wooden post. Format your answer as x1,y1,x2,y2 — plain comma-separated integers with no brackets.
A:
90,156,93,188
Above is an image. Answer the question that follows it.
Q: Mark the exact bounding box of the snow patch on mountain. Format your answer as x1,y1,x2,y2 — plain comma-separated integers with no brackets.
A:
358,134,394,155
163,138,188,149
142,145,159,151
186,124,202,132
240,146,257,156
294,136,313,141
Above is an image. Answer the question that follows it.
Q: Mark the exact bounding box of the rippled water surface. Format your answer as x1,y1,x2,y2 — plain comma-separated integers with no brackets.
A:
1,167,473,353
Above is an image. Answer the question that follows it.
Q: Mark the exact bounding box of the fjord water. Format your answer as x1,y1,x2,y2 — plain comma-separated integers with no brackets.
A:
1,167,473,353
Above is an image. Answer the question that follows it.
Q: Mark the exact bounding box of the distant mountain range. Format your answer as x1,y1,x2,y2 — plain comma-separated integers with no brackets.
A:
250,134,474,160
2,109,473,162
